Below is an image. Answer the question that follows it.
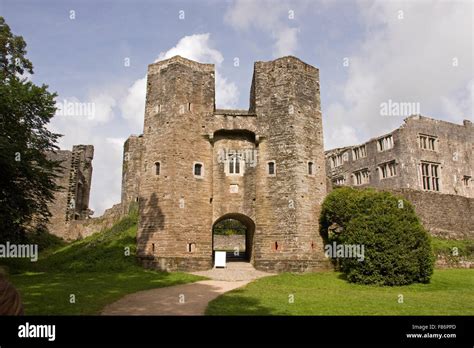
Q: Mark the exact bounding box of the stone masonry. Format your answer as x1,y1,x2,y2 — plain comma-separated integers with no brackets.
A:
46,145,94,239
325,116,474,239
122,55,330,272
325,116,473,197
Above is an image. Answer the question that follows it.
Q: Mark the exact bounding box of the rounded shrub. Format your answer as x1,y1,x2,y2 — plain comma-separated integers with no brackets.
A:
320,187,434,286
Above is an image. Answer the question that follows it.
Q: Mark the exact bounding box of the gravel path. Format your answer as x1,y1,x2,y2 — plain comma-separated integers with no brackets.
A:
101,262,273,315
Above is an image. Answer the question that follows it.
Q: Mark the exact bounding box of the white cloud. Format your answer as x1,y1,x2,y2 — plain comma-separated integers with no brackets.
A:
324,0,473,149
120,33,239,129
274,27,299,58
120,77,146,131
90,93,116,124
156,33,224,64
225,0,304,57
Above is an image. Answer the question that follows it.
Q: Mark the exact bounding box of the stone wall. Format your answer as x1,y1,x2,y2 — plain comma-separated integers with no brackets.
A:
46,145,95,240
389,189,474,240
325,116,473,198
213,235,246,251
66,203,123,240
121,135,143,215
131,55,331,273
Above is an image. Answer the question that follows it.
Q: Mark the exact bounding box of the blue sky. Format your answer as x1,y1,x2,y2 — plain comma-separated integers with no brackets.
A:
2,0,472,215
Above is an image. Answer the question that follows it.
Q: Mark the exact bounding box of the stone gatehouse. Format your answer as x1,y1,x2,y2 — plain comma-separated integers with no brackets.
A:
121,55,329,272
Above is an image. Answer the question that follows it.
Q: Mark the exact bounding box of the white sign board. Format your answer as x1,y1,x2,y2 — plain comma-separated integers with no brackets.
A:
214,251,226,268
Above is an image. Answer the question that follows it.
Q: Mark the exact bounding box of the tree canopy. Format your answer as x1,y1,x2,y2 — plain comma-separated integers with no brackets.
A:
0,16,62,242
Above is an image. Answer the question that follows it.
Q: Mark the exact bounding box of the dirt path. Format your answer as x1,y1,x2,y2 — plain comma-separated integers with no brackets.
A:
101,262,273,315
101,280,249,315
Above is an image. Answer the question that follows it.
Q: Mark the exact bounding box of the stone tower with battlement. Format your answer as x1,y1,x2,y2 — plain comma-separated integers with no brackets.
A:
122,55,329,272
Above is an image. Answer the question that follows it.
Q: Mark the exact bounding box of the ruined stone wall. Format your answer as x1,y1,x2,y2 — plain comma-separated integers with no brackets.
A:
46,150,73,237
67,203,123,240
121,135,143,215
325,116,473,198
46,145,94,240
389,189,473,240
396,116,473,197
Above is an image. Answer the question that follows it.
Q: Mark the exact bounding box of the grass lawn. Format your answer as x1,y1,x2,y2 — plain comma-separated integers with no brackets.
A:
2,212,205,315
206,269,474,315
11,270,201,315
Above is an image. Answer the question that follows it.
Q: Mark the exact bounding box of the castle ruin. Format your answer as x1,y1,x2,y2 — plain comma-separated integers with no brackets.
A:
121,55,329,272
46,145,94,239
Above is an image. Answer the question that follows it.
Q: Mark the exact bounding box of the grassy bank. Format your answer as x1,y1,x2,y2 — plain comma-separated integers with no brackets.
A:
1,213,204,315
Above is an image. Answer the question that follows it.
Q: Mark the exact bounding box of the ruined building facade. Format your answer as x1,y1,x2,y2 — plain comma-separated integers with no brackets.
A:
325,116,474,240
121,55,329,272
46,145,94,239
325,116,473,198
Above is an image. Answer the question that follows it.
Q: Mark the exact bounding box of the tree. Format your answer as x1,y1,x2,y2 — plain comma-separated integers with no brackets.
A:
320,187,434,286
0,16,62,242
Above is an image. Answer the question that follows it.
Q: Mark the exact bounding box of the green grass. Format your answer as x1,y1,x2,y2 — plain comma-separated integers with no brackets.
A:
206,269,474,315
1,212,205,315
10,270,202,315
430,236,474,257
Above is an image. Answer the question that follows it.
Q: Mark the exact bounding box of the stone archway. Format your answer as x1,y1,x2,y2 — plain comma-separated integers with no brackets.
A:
212,213,255,263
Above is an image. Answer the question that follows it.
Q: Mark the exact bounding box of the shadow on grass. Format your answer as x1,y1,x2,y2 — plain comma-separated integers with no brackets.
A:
206,290,273,316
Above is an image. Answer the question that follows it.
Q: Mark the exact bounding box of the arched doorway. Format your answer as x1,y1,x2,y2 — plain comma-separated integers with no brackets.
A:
212,213,255,262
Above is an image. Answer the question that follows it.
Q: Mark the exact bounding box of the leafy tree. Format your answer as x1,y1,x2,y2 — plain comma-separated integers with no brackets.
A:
0,16,62,242
320,187,434,286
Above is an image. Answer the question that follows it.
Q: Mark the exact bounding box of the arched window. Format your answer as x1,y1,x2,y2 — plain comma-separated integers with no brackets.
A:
155,162,161,175
308,162,314,175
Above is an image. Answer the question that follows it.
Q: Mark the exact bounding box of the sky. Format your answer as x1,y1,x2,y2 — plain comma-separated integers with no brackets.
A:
2,0,472,216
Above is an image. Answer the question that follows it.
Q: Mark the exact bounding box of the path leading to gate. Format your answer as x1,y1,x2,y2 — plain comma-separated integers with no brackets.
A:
101,262,274,315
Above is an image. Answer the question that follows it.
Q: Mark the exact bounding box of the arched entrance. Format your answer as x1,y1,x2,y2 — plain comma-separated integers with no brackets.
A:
212,213,255,262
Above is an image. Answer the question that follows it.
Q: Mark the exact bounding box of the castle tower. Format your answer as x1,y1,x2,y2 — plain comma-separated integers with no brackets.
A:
251,56,327,272
132,55,329,272
137,56,215,271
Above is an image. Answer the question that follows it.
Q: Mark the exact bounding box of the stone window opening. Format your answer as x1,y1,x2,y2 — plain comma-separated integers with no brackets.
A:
378,161,396,179
377,135,394,152
462,176,471,187
193,162,204,178
187,103,192,112
155,162,161,176
308,161,314,175
273,241,279,251
330,153,345,168
332,176,346,186
421,162,440,191
226,153,244,176
268,161,276,176
187,243,196,253
352,169,369,185
151,243,156,254
419,134,437,151
352,145,367,160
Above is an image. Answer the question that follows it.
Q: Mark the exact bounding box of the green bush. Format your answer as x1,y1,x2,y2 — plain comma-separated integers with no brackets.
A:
320,187,434,286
